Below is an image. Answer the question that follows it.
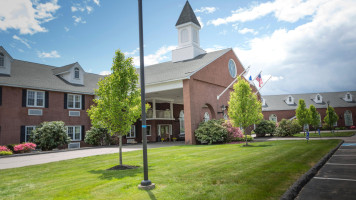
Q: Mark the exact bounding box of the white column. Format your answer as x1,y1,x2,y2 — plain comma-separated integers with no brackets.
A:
153,99,156,118
170,102,173,119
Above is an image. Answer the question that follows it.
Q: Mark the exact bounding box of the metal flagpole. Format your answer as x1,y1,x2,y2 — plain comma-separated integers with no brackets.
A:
217,66,250,100
138,0,154,190
255,75,272,95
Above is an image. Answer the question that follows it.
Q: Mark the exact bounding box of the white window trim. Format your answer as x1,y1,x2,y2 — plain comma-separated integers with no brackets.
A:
344,110,353,126
66,126,82,141
27,90,45,108
67,94,82,109
127,125,136,138
74,68,80,79
228,59,237,78
0,53,4,67
146,125,151,136
25,126,36,142
158,124,172,136
269,114,277,122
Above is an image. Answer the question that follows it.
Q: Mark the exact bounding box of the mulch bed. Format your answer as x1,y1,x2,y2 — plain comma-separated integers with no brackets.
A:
107,165,139,170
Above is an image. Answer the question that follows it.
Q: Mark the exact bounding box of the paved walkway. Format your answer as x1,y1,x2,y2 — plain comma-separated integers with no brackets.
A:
0,142,184,170
296,135,356,200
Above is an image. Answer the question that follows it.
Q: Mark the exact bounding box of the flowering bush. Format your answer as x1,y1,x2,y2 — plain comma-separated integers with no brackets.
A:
0,145,13,155
351,126,356,129
14,143,36,153
222,120,244,141
0,145,11,152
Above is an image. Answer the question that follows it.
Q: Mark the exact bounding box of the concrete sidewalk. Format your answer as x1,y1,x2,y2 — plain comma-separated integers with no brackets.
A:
296,135,356,200
0,142,184,170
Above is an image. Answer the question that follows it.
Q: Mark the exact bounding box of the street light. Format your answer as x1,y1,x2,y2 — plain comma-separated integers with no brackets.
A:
138,0,155,190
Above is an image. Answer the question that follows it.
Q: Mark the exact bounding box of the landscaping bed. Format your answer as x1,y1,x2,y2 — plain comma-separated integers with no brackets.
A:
0,140,340,200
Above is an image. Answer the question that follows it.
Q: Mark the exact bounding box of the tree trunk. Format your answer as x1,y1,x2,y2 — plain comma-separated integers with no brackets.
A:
119,135,123,166
243,127,248,146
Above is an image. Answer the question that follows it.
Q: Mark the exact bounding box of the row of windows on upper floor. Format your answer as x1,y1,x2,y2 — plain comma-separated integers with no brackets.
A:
268,110,354,126
0,87,85,110
261,93,353,106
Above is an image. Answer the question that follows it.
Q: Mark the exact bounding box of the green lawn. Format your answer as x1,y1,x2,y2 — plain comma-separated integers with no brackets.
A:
294,131,355,138
0,140,340,200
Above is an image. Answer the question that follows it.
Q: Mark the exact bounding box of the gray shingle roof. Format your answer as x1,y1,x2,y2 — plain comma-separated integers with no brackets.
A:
175,1,201,27
140,48,231,85
52,62,77,75
262,91,356,111
0,60,103,94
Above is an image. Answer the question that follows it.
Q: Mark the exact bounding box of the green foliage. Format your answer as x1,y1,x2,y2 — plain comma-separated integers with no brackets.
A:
276,119,302,137
296,99,310,129
0,151,13,155
228,77,263,145
6,144,15,152
84,126,111,146
32,121,70,151
195,119,229,144
309,105,320,131
255,120,276,137
234,135,254,141
324,105,339,130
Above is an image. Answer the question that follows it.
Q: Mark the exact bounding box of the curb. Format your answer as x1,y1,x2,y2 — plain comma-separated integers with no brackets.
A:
280,139,344,200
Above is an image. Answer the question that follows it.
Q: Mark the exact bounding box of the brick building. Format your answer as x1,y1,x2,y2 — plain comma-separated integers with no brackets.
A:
262,92,356,128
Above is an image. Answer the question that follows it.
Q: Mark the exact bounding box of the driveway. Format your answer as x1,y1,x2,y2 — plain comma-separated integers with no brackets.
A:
0,142,184,170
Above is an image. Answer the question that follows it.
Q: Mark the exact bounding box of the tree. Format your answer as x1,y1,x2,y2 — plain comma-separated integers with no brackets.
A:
296,99,310,133
32,121,70,151
324,105,339,133
228,77,263,146
309,105,320,133
87,49,141,166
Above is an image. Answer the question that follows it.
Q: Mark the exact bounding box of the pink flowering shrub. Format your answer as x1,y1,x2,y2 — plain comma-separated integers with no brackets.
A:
222,120,244,141
0,145,11,152
351,126,356,129
0,145,13,155
14,143,36,153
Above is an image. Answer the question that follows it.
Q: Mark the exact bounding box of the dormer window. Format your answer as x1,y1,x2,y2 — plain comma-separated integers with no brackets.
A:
0,53,4,67
314,94,323,103
344,92,352,102
288,97,292,102
261,98,266,106
74,68,79,79
286,95,294,105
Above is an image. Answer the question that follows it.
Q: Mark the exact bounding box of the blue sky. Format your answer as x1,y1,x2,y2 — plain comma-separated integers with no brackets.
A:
1,0,355,95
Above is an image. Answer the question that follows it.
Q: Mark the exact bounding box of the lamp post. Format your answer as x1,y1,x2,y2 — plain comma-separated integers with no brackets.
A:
138,0,155,190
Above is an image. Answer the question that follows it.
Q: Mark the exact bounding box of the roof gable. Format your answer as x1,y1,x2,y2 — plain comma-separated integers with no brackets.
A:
175,1,200,27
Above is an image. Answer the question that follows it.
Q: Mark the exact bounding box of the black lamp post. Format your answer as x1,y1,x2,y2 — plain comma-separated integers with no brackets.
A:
138,0,155,190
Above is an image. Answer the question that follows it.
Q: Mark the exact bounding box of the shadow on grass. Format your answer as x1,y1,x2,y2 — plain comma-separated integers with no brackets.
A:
89,167,141,180
241,144,272,147
146,190,157,200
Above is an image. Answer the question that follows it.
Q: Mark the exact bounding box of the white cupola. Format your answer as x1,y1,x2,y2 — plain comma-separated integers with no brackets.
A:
172,1,206,62
0,46,14,76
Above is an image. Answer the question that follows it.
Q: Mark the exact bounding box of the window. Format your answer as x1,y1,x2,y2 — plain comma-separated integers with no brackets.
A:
347,93,351,99
344,110,353,126
127,125,135,138
67,126,81,141
68,94,81,109
289,97,292,102
269,114,277,122
228,59,237,78
146,125,151,136
25,126,36,142
0,53,4,67
179,110,185,134
158,124,172,137
74,68,79,79
317,95,320,101
27,90,45,107
181,29,188,43
204,112,210,122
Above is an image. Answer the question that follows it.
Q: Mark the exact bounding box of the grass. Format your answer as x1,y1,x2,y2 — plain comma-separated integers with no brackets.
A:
0,140,340,200
294,131,355,138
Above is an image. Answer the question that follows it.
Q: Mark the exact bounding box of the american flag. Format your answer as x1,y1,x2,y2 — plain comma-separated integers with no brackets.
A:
256,73,263,87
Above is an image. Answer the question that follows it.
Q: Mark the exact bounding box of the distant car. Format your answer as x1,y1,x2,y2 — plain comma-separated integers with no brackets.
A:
179,132,185,141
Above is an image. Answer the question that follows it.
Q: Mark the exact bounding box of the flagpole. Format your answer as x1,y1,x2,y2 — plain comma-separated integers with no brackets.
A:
255,75,272,95
253,70,262,80
217,66,250,100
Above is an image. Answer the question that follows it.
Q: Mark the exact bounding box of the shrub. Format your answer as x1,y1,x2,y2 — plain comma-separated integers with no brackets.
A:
32,121,71,151
0,151,13,155
0,145,11,152
6,144,15,152
195,119,229,144
351,126,356,129
234,135,253,141
255,120,276,137
13,143,36,153
84,126,111,146
275,119,302,137
222,120,244,141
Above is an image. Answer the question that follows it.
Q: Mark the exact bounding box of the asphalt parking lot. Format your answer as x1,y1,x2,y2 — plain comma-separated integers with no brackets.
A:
296,141,356,200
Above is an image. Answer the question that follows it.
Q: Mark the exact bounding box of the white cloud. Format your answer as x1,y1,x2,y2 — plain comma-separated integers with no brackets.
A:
86,6,93,13
99,71,111,75
233,0,356,94
73,16,86,24
238,28,258,35
205,45,226,53
197,16,204,28
195,7,217,14
64,27,69,32
37,50,60,58
12,35,31,48
0,0,60,35
209,0,326,26
18,48,24,52
124,48,139,56
93,0,100,6
132,45,176,66
219,30,227,35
